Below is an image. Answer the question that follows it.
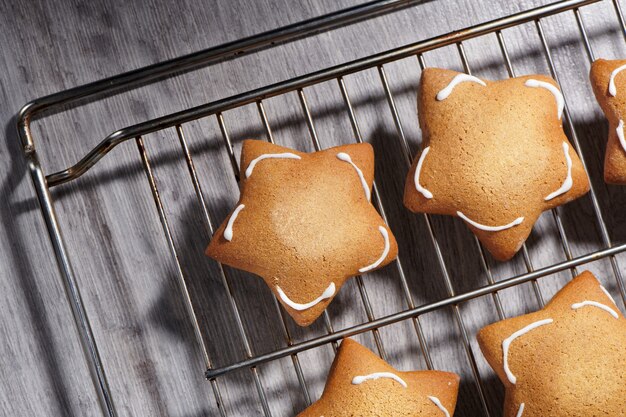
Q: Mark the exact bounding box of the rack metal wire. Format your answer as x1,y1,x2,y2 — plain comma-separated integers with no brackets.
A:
16,0,626,416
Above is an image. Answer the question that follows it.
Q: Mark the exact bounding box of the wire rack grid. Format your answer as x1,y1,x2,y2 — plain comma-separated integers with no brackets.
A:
16,0,626,416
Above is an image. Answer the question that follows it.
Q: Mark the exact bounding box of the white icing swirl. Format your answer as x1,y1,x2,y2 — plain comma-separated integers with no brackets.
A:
457,211,524,232
616,120,626,153
351,372,407,388
503,319,553,384
336,152,371,201
516,403,525,417
276,282,335,311
524,79,564,120
413,146,433,199
245,152,301,178
359,226,390,273
223,204,245,241
436,74,486,101
609,63,626,97
427,396,451,417
571,300,619,319
544,142,573,201
600,285,617,305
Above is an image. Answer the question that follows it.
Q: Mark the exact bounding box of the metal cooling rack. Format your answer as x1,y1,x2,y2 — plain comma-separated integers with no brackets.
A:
16,0,626,416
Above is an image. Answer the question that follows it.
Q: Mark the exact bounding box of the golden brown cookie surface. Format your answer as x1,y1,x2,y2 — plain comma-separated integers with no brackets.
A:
590,58,626,184
296,339,459,417
206,140,398,326
404,68,590,261
478,271,626,417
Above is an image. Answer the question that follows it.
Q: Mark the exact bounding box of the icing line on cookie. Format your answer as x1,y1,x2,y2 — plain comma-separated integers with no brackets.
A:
359,226,390,273
276,282,335,311
414,146,433,199
245,152,301,178
571,300,619,319
617,120,626,153
337,152,371,201
436,74,486,101
503,318,553,384
516,403,525,417
427,396,451,417
600,285,617,305
457,211,524,232
223,204,245,241
609,63,626,96
524,79,564,119
544,142,573,201
352,372,407,388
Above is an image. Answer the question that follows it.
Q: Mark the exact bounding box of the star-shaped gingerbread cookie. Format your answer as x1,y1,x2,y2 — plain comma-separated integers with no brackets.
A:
590,58,626,184
297,338,459,417
206,140,398,326
478,271,626,417
404,68,590,261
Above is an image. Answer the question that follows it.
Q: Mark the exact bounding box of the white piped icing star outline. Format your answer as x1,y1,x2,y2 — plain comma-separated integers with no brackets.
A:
350,372,453,416
498,283,622,413
499,283,622,413
207,140,398,327
479,271,625,417
296,339,460,417
350,372,452,416
238,151,391,314
404,68,590,261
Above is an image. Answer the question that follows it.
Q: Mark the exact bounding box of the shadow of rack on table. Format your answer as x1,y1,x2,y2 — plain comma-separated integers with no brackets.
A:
16,0,626,416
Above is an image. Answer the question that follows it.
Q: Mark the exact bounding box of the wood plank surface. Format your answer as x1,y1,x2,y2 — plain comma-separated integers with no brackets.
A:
0,0,625,416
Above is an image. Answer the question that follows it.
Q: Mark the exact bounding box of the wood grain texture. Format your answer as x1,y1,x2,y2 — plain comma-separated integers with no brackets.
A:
0,0,625,416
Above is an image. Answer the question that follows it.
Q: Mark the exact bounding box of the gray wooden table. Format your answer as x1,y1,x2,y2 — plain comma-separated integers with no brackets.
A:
1,0,625,416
